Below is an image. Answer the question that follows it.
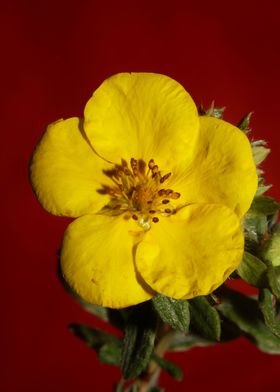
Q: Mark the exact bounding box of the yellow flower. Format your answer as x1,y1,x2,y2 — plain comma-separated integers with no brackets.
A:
30,73,257,309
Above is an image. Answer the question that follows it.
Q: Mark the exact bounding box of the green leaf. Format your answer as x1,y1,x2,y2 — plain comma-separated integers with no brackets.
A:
169,331,213,351
188,296,221,341
205,102,225,119
121,302,157,380
250,196,280,216
69,323,120,349
259,288,280,339
149,388,165,392
98,343,122,366
266,264,280,299
262,223,280,267
252,145,270,165
218,288,280,354
152,354,183,381
114,381,124,392
237,251,267,287
237,112,253,132
152,295,190,333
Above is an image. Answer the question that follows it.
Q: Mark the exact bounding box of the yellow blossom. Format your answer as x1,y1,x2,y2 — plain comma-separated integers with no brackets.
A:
30,73,258,308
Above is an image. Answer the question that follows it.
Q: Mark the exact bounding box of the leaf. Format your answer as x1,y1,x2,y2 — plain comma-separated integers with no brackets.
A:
152,354,183,381
252,145,270,165
259,288,280,339
237,112,253,133
218,288,280,354
205,102,225,119
152,295,190,333
250,196,280,216
237,251,267,287
99,343,122,366
69,323,120,349
169,331,214,351
149,388,165,392
121,302,157,380
266,264,280,299
262,223,280,267
188,296,221,341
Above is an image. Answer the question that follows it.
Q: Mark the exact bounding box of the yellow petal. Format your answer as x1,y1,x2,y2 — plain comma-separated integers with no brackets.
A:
30,117,110,217
135,204,244,299
60,214,154,308
84,72,199,172
171,117,258,218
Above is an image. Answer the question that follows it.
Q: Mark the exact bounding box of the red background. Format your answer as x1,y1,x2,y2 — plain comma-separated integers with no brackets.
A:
1,0,280,391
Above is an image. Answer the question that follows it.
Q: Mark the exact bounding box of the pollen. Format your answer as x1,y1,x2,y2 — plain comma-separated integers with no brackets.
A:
98,158,181,230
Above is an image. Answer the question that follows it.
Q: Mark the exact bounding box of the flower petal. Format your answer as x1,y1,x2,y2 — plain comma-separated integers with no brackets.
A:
84,72,199,171
135,204,244,299
171,116,258,217
30,117,110,217
60,214,154,308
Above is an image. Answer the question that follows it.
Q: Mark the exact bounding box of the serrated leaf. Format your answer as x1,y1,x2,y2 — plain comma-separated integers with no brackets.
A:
152,295,190,333
121,302,157,380
218,288,280,354
237,112,253,132
188,296,221,341
250,196,280,216
262,224,280,267
152,354,183,381
237,251,267,287
69,323,120,349
169,331,213,351
259,288,280,339
256,183,271,196
99,343,122,366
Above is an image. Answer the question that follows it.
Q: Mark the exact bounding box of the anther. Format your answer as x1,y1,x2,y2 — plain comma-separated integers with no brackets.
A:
132,214,138,220
164,208,171,214
148,159,155,169
165,189,173,196
149,210,156,214
152,217,159,223
162,199,170,204
158,189,165,196
160,172,171,184
171,192,181,199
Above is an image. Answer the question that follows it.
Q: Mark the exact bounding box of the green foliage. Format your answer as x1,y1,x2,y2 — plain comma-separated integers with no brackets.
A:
152,354,183,381
218,288,280,354
188,296,221,341
121,302,157,379
152,295,190,333
237,251,267,287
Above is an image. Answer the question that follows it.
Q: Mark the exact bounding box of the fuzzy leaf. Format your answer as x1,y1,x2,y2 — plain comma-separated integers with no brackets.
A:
121,302,157,379
252,145,270,165
188,296,221,341
262,224,280,267
152,295,190,333
259,288,280,339
99,343,122,366
69,323,119,349
250,196,280,216
218,288,280,354
152,354,183,380
237,112,253,132
169,331,213,351
237,251,267,287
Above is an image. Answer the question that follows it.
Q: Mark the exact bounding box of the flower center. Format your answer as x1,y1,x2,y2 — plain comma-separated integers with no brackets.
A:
98,158,181,230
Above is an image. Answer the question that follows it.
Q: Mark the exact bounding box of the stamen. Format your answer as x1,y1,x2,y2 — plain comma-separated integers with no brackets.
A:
171,192,181,199
162,199,170,204
160,172,171,183
132,214,138,220
152,217,159,223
